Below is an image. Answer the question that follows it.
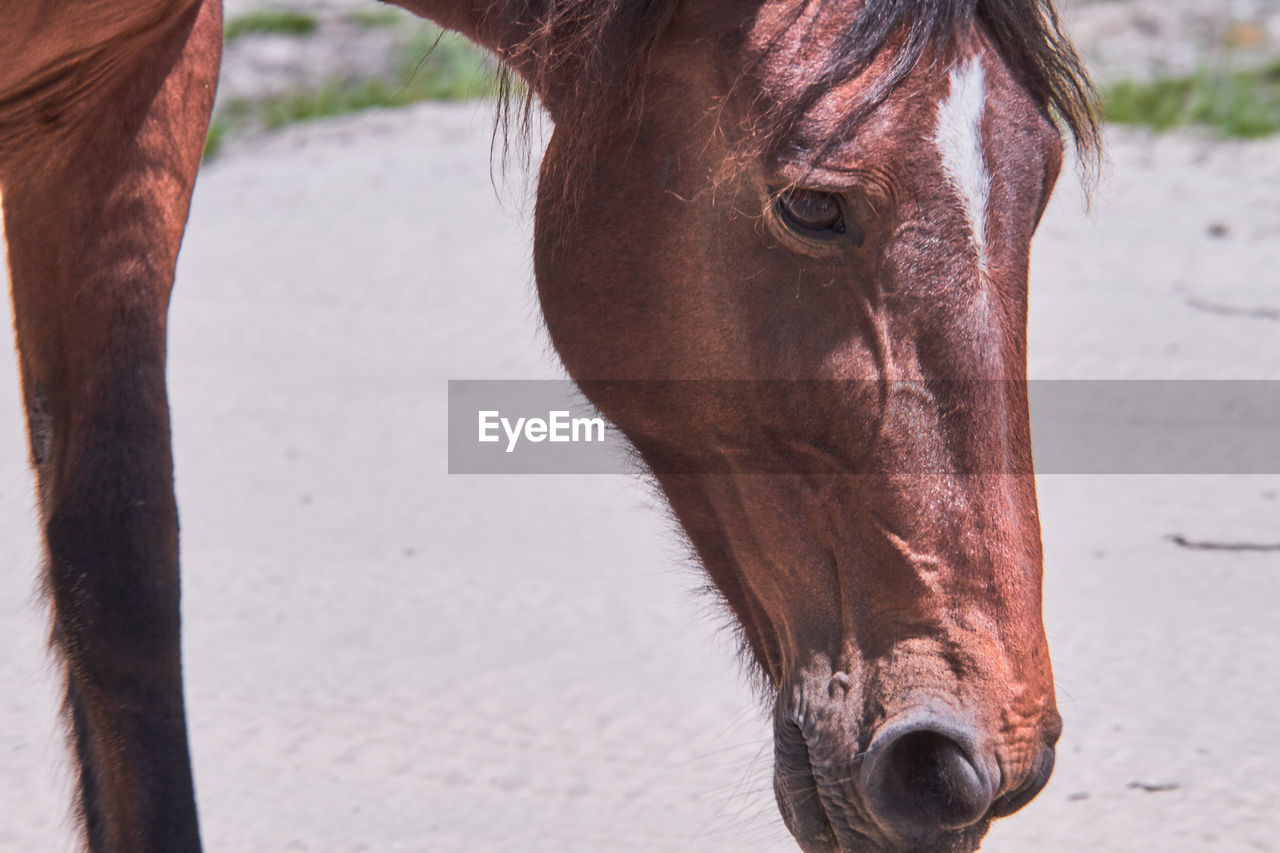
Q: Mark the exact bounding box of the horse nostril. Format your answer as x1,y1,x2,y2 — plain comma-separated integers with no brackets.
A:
862,726,995,839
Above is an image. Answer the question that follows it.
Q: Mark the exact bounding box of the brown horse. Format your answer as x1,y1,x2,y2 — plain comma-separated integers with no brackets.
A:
0,0,1097,850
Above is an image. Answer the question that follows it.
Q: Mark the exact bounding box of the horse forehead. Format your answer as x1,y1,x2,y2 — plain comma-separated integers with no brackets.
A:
792,47,1048,189
741,0,895,108
745,0,869,57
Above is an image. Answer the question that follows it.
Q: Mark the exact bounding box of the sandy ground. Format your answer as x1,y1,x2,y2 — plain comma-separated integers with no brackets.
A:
3,15,1280,853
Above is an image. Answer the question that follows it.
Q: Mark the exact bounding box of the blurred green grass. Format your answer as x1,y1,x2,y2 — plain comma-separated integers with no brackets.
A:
1102,61,1280,138
205,26,496,159
347,9,405,28
224,10,318,40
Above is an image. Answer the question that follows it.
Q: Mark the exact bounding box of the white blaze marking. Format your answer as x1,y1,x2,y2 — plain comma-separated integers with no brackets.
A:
934,56,990,269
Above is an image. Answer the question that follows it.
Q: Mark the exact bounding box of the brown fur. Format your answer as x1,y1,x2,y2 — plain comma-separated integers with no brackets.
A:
2,0,1095,850
0,1,220,849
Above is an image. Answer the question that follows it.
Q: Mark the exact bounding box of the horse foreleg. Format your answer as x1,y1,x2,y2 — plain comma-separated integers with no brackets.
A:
0,2,220,850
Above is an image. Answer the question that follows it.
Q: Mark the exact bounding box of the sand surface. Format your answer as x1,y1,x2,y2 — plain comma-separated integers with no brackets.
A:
2,11,1279,853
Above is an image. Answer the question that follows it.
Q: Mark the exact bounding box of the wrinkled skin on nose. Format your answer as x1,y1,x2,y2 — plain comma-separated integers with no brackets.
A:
775,699,1056,851
529,1,1072,849
653,467,1061,852
772,653,1061,851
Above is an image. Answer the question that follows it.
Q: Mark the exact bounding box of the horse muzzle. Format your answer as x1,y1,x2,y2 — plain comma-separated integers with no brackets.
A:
773,700,1058,853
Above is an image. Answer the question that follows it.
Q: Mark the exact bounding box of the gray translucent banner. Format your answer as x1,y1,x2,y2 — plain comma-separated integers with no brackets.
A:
448,380,1280,474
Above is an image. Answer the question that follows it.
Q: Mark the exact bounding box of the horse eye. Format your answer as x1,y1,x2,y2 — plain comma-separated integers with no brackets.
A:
776,189,845,235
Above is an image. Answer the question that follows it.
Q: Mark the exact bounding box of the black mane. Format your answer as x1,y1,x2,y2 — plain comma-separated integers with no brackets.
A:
769,0,1101,163
501,0,1099,168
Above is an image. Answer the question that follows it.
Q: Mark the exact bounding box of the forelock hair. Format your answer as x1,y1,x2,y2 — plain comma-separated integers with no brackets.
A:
497,0,1100,201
